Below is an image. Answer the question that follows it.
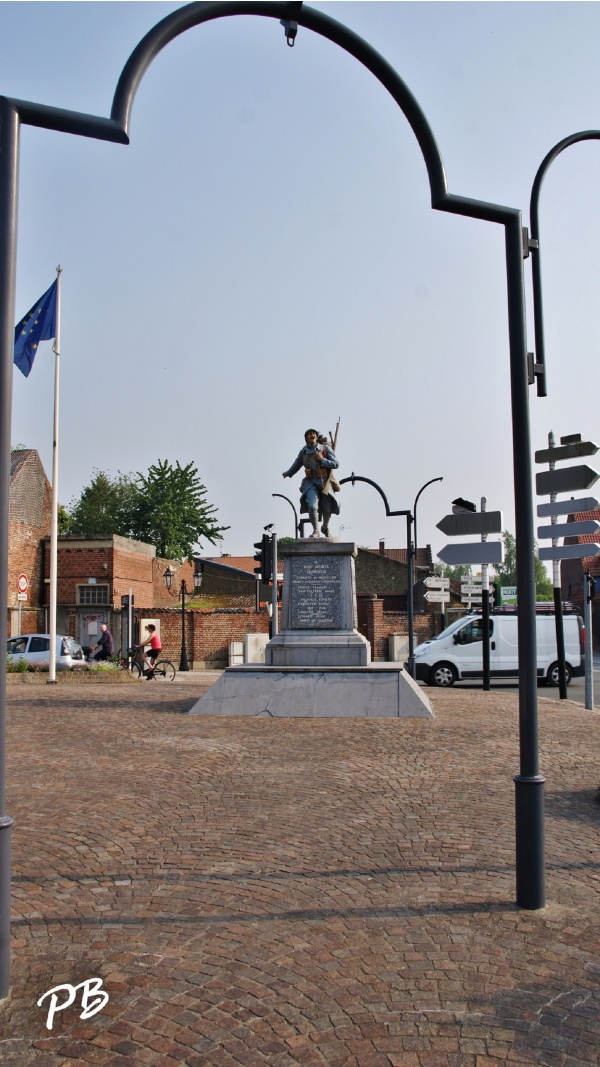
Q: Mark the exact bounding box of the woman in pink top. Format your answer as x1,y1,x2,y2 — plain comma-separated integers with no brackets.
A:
138,624,162,677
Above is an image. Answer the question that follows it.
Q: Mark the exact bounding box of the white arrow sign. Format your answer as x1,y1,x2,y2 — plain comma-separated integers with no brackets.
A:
461,583,485,593
538,543,600,562
438,542,504,566
537,496,599,518
424,590,450,603
424,576,450,589
537,519,600,540
461,595,482,603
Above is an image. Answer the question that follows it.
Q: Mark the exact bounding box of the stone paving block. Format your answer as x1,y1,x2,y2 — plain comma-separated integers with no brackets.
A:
0,683,599,1065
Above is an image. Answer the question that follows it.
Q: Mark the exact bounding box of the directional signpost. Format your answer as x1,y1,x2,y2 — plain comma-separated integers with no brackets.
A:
535,432,599,699
424,575,450,626
437,500,503,690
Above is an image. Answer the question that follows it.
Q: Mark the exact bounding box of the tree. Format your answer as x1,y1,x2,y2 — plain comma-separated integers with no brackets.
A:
64,460,228,560
435,562,472,580
130,459,228,559
494,530,553,602
66,470,139,539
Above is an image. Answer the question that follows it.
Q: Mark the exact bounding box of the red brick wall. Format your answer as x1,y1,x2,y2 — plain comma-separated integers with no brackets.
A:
133,607,270,667
45,543,112,606
365,597,435,661
8,456,51,626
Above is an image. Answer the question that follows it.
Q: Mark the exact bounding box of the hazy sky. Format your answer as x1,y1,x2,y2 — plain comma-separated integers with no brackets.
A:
3,1,599,560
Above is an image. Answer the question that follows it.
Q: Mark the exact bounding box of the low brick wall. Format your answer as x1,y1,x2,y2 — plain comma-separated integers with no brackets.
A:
134,608,270,669
364,599,435,661
6,671,139,684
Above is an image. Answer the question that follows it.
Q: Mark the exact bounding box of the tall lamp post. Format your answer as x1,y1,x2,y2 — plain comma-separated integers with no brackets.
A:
339,474,416,675
413,476,444,572
163,565,203,672
272,493,299,539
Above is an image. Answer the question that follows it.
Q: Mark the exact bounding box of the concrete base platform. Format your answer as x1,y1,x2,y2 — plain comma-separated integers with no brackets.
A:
187,664,433,718
265,629,371,667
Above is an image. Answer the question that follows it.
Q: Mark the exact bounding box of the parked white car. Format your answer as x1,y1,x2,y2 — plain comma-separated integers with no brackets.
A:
6,634,87,670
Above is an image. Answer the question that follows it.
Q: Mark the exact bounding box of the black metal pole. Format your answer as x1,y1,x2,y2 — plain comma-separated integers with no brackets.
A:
179,580,189,672
406,513,415,677
413,476,443,568
0,97,18,999
272,493,299,539
529,131,600,399
482,586,490,691
553,586,567,697
505,213,545,910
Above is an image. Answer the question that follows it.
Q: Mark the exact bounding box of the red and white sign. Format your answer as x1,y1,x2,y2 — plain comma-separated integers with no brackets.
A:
17,573,28,594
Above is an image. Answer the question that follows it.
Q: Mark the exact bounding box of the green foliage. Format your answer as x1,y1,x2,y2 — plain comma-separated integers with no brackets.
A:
6,656,28,673
435,562,472,580
277,536,295,545
66,470,139,539
494,530,554,602
63,460,228,560
131,460,229,559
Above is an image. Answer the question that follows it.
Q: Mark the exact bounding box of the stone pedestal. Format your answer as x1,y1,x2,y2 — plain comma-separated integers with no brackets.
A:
266,540,370,667
189,538,432,719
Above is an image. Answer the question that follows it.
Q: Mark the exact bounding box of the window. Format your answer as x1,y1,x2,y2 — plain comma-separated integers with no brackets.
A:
7,637,28,655
29,637,50,653
455,619,493,645
77,584,109,605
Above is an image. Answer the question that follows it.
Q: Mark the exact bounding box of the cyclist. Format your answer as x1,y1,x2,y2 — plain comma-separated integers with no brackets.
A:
137,624,162,678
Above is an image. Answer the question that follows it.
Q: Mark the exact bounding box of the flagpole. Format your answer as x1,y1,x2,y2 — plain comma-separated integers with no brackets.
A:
48,265,61,684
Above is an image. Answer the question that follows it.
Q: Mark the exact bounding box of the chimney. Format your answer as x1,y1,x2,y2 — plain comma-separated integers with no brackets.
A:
379,540,385,555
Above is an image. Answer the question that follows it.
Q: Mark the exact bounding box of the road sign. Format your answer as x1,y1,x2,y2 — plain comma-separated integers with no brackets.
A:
537,519,600,540
538,543,600,562
461,583,484,593
424,590,450,603
436,511,503,537
424,575,450,589
461,595,482,603
17,593,27,602
501,586,517,603
17,573,28,594
534,440,598,464
437,542,504,566
537,496,599,518
536,465,599,496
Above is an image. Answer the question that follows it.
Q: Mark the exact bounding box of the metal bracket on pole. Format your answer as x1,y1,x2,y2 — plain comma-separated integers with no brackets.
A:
280,1,303,46
527,352,545,386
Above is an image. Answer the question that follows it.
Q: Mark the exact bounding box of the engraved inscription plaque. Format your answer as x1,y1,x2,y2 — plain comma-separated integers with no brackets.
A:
290,556,342,629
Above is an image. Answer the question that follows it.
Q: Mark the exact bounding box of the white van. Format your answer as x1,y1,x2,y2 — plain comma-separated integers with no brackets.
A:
413,612,585,687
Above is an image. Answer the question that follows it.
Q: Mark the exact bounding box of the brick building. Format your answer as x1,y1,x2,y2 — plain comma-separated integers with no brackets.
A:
8,449,51,635
42,535,195,653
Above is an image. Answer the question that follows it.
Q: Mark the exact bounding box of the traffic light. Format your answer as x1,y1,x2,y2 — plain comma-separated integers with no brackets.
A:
253,534,273,584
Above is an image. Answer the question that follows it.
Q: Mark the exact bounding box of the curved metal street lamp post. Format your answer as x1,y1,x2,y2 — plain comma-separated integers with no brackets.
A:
0,0,552,998
272,493,299,539
338,474,416,676
163,565,203,672
413,477,443,569
528,131,600,700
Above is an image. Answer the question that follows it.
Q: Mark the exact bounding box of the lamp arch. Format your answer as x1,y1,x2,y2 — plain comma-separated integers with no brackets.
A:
0,4,547,1002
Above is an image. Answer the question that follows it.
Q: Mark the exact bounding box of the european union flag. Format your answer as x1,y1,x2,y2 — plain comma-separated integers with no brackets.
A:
14,280,58,378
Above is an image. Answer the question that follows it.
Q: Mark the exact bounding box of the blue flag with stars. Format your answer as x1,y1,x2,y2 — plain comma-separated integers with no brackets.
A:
14,280,58,377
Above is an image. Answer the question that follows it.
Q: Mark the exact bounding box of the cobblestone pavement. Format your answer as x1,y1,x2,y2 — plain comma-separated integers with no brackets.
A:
0,681,599,1066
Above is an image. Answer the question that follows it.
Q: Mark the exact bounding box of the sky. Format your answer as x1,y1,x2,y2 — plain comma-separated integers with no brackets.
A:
3,1,599,562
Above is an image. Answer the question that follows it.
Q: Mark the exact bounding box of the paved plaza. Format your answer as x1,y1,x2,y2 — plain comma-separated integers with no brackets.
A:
0,677,598,1066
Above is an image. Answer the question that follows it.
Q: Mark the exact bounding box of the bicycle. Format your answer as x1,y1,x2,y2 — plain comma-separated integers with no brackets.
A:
119,646,177,681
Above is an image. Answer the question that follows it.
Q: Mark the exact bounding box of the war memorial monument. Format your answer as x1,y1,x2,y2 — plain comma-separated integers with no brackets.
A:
191,427,431,718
